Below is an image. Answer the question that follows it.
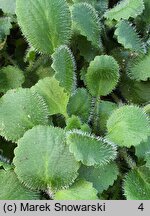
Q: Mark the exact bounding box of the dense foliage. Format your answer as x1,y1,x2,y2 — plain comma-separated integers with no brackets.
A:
0,0,150,200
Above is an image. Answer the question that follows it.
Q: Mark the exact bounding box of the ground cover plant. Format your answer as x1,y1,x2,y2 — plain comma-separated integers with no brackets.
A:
0,0,150,200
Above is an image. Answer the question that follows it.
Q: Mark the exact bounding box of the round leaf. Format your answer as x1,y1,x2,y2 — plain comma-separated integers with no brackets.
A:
85,55,120,96
0,88,48,142
13,126,80,190
107,105,150,147
0,170,39,200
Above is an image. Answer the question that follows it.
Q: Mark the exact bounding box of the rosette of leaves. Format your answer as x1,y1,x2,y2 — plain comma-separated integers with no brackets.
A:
85,55,120,97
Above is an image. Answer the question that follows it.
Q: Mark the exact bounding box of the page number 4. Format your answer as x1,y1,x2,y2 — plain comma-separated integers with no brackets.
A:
138,203,144,211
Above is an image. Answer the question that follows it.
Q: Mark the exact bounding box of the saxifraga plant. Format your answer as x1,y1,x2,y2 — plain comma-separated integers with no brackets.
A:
0,0,150,200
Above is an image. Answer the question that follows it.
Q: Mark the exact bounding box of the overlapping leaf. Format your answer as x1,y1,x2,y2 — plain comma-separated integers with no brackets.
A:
79,163,119,193
0,66,25,93
67,88,91,122
106,105,150,147
104,0,145,21
66,130,117,166
124,166,150,200
0,88,48,142
127,52,150,81
31,77,69,118
71,3,102,49
52,45,76,94
14,126,80,190
115,20,145,54
0,170,39,200
55,180,98,200
16,0,71,54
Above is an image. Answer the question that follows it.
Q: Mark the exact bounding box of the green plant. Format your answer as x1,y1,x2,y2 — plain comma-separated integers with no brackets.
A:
0,0,150,200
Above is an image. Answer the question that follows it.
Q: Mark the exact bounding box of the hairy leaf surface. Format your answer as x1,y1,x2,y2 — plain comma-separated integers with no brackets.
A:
71,3,102,49
86,55,120,96
107,105,150,147
16,0,71,54
55,179,98,200
115,20,145,54
66,130,117,166
79,163,119,193
52,45,76,93
67,88,91,122
0,66,25,93
104,0,145,21
14,126,80,190
31,77,69,117
0,170,39,200
124,166,150,200
0,89,48,142
127,52,150,81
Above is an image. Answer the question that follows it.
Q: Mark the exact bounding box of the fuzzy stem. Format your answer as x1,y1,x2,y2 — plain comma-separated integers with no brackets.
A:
120,148,136,169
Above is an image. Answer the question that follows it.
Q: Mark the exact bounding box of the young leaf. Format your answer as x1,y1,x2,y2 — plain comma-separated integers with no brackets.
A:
14,126,80,190
115,20,145,54
0,0,16,14
0,170,40,200
124,166,150,200
55,179,98,200
66,130,117,166
104,0,145,21
71,3,102,49
85,55,120,97
16,0,71,54
67,88,91,122
31,77,69,118
0,88,48,142
52,45,76,94
66,115,82,130
79,163,119,193
127,52,150,81
106,105,150,147
0,66,25,93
